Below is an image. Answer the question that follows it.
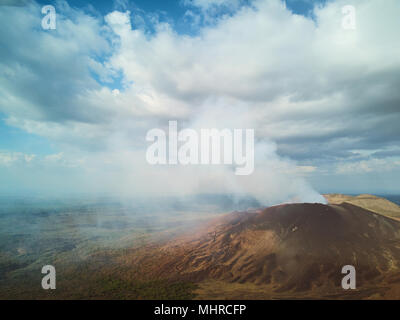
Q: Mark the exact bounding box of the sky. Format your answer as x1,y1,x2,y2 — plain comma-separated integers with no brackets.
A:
0,0,400,202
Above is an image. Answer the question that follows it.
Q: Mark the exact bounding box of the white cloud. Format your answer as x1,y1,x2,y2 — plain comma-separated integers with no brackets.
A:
1,0,400,196
336,158,400,174
183,0,243,11
0,152,35,166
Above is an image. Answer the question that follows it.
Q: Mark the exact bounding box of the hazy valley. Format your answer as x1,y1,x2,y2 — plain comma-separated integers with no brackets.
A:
1,194,400,299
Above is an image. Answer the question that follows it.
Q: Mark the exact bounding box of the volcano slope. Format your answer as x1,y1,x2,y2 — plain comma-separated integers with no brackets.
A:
129,202,400,299
324,194,400,220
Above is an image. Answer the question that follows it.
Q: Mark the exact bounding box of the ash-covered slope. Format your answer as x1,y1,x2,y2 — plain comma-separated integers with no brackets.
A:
136,203,400,294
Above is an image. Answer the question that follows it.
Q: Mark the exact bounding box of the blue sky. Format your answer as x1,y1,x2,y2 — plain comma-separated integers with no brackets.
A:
0,115,54,155
0,0,327,157
33,0,326,16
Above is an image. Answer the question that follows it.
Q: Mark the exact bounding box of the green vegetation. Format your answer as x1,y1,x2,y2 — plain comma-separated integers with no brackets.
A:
95,278,198,300
0,274,198,300
0,197,214,299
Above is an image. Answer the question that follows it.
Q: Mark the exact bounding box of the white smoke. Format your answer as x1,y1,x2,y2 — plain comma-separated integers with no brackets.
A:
86,100,326,206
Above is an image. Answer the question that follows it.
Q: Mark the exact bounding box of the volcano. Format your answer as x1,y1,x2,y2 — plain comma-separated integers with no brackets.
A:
131,202,400,299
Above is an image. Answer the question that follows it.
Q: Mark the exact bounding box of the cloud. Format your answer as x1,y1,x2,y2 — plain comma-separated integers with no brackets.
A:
103,0,400,162
0,152,35,166
336,158,400,174
1,0,400,196
182,0,244,12
0,1,111,124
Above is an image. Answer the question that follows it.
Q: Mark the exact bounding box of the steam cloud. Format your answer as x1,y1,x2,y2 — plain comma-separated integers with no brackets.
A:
87,101,326,206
